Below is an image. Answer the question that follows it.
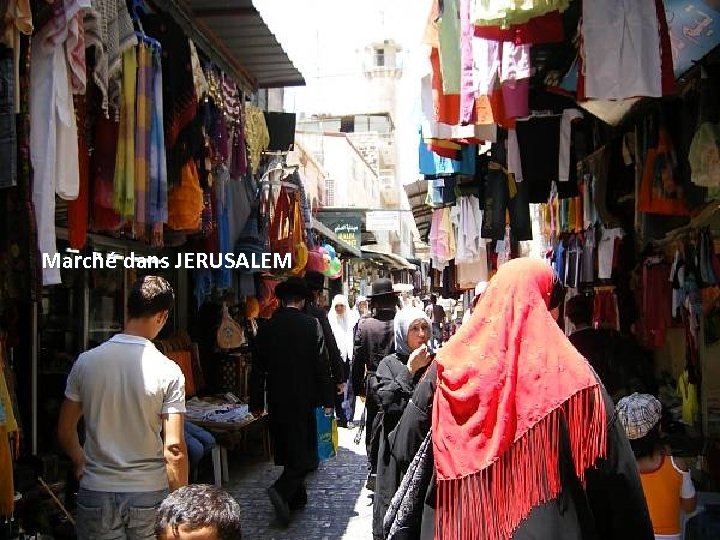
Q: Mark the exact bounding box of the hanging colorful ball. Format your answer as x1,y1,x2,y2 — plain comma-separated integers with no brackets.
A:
323,244,337,260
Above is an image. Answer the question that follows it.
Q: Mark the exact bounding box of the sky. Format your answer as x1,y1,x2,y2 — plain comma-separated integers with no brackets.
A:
254,0,431,108
253,0,433,186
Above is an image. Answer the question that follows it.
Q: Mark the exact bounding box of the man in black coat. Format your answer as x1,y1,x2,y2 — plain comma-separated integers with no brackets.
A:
250,277,335,527
351,278,398,491
304,271,348,423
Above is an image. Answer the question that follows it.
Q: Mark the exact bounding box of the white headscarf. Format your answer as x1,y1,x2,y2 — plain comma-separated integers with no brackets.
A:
329,294,353,360
394,307,431,357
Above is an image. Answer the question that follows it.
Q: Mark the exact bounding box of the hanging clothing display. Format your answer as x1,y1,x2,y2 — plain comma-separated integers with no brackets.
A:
83,0,137,115
581,0,671,100
113,45,136,218
677,370,699,426
30,2,87,285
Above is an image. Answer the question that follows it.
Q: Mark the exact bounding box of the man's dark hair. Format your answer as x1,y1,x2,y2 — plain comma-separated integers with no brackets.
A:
155,485,242,540
566,294,594,326
282,294,306,305
127,276,175,319
371,295,397,310
628,424,661,459
430,294,437,304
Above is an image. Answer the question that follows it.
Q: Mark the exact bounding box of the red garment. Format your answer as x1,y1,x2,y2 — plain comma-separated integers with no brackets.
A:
68,98,88,249
655,0,676,95
432,258,607,540
637,262,672,349
166,351,195,397
592,289,619,330
430,48,460,126
91,116,122,231
473,10,564,44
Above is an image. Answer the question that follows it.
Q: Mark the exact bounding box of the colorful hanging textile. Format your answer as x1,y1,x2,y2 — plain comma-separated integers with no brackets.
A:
113,46,136,218
473,0,571,28
148,46,168,226
134,43,153,234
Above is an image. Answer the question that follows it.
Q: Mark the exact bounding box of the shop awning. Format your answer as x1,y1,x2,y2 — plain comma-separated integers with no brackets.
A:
310,218,362,258
404,179,431,241
186,0,305,89
361,248,416,271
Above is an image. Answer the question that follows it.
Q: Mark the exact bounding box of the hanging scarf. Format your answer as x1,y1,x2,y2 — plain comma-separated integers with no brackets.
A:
432,258,607,540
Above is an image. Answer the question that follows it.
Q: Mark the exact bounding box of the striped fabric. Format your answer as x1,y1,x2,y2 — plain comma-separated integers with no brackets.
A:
148,46,168,225
113,46,136,218
134,43,152,233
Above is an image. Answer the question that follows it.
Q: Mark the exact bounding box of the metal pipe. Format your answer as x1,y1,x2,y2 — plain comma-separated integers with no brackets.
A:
31,300,37,455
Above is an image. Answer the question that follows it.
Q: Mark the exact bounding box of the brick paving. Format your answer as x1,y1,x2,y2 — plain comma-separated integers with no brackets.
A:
224,425,374,539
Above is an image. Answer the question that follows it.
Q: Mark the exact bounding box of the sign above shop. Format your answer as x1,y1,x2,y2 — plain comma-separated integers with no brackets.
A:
366,211,399,231
317,212,362,250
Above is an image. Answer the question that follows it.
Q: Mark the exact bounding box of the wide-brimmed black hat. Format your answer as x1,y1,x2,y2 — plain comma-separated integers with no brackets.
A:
367,278,398,298
304,271,325,292
275,277,309,300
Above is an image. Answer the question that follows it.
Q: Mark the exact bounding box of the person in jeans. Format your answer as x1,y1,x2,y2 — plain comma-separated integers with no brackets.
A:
184,421,216,480
155,484,242,539
58,276,188,539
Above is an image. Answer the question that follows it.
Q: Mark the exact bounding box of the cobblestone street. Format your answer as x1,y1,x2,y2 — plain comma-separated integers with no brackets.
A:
226,424,373,539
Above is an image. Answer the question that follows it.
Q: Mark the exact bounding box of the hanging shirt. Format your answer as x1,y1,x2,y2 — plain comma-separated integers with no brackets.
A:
582,0,662,99
419,131,476,176
677,370,699,426
437,0,461,95
598,227,624,279
565,235,582,288
451,195,484,263
580,228,596,284
515,114,579,203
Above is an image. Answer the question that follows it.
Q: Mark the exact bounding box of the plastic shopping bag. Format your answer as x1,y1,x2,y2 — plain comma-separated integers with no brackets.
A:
316,407,338,460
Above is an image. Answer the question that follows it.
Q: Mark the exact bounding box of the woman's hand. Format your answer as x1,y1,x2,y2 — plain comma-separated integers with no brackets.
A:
407,344,430,375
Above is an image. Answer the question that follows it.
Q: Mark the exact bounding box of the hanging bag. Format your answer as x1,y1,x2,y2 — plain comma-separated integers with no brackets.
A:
290,193,308,275
689,68,720,188
168,160,205,231
638,112,690,216
269,186,294,257
316,407,338,460
216,303,245,350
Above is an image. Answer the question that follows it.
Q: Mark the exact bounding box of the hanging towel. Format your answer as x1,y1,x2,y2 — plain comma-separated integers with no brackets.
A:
134,43,152,232
148,46,167,225
113,46,136,218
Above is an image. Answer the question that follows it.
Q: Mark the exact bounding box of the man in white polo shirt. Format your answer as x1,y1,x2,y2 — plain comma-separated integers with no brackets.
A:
58,275,188,539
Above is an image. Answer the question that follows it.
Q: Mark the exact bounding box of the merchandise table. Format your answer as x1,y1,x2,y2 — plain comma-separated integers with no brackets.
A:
191,413,271,486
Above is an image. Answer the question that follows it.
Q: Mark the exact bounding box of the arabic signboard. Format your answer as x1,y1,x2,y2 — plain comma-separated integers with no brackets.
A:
317,212,362,250
664,1,720,77
366,211,399,232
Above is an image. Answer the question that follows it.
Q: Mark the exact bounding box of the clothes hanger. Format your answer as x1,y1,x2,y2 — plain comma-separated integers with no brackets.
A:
131,0,162,50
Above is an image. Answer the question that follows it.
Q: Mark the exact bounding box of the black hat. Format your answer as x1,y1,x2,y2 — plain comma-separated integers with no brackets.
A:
275,277,309,300
304,271,325,292
367,278,398,298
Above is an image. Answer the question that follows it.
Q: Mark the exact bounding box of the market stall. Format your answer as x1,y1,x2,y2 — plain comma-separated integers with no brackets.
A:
0,0,314,534
410,2,720,528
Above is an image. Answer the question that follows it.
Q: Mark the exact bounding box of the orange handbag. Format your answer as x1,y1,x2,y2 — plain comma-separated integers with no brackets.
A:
638,127,690,216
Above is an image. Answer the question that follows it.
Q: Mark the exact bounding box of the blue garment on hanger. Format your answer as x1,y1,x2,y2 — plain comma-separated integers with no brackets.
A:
418,131,476,176
554,240,566,281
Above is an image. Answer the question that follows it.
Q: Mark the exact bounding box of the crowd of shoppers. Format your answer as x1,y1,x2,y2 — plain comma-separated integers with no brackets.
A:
57,266,699,539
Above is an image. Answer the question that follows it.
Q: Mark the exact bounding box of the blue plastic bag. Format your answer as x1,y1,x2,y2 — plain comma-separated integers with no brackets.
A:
316,407,338,460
